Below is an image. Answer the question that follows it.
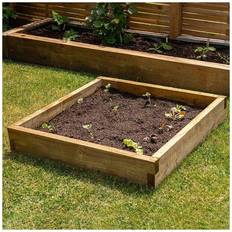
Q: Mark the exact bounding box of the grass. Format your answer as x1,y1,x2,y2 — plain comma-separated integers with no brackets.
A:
3,60,229,229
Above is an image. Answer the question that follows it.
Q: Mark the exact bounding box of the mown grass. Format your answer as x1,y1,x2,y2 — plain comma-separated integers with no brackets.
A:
3,60,229,229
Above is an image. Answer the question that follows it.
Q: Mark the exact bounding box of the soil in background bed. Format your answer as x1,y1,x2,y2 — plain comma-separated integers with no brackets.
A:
25,22,229,64
38,87,202,156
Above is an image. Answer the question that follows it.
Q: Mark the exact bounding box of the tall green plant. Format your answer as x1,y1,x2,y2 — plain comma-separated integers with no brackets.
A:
3,4,16,31
86,3,137,45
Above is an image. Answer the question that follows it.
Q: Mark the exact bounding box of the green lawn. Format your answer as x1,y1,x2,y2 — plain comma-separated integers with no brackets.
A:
3,60,229,229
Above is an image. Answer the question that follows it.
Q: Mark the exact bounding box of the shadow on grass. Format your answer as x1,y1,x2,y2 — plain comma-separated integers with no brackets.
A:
4,151,156,196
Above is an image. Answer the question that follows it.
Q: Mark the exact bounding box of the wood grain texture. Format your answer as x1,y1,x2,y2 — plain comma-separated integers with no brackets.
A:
8,126,158,186
4,30,229,95
169,3,182,38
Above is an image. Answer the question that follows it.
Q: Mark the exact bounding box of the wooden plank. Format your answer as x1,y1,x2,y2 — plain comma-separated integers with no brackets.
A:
153,96,226,187
182,19,228,34
185,3,229,11
130,12,169,21
183,6,229,17
5,32,229,95
128,22,170,33
8,125,158,186
169,3,182,39
181,29,228,41
98,76,219,108
129,16,169,26
182,12,228,23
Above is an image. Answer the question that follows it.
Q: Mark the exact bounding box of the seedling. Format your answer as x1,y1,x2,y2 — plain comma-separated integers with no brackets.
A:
122,138,143,155
63,29,80,42
77,98,83,104
112,105,119,112
82,123,94,139
104,83,111,92
51,10,69,31
194,39,216,60
142,92,151,105
165,104,186,120
41,122,55,132
148,42,173,54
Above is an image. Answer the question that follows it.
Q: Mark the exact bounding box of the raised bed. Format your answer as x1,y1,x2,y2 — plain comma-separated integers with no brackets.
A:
3,19,229,95
8,76,227,187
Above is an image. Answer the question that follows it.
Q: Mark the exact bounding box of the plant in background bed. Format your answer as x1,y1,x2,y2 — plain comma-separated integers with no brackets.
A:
148,38,173,54
3,4,16,31
86,3,137,45
51,10,69,31
63,29,80,42
194,39,216,60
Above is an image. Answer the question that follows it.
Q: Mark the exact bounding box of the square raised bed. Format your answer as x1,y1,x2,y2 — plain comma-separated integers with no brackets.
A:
8,77,227,187
3,19,229,95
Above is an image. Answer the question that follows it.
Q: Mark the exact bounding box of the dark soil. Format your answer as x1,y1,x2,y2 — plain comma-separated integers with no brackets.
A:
37,87,202,156
25,22,229,64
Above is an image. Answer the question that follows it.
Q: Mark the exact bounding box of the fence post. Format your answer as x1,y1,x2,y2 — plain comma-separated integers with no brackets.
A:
169,3,182,39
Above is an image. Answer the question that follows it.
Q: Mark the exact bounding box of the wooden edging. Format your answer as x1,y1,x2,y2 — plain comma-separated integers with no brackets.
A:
3,19,229,95
7,76,227,187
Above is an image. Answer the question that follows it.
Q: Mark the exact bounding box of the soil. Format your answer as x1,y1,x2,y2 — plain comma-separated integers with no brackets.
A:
38,87,202,156
25,22,229,64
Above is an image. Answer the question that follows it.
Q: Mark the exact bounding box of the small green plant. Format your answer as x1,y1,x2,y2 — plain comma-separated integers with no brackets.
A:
3,5,16,31
41,122,55,132
142,92,151,105
148,42,173,54
104,83,111,92
51,10,69,31
112,105,119,112
63,29,80,42
86,3,137,45
217,52,229,64
165,104,186,121
77,98,83,104
83,123,94,139
122,138,143,155
194,39,216,60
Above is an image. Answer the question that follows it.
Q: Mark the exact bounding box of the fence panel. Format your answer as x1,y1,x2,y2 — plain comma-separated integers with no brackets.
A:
13,3,229,41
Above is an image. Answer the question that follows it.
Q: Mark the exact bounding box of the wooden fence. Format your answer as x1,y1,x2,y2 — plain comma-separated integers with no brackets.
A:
12,2,229,41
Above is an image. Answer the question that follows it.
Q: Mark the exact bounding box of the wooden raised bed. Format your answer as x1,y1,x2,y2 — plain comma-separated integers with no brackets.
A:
8,76,227,187
3,19,229,95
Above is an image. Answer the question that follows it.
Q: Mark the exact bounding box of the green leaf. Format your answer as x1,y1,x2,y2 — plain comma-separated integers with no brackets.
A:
161,43,173,51
194,47,204,53
63,29,80,42
105,36,117,45
93,20,103,28
111,18,120,24
122,138,143,155
208,46,216,52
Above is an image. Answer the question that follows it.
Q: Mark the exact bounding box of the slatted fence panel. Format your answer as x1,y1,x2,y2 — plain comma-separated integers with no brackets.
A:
182,3,229,40
13,3,229,41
